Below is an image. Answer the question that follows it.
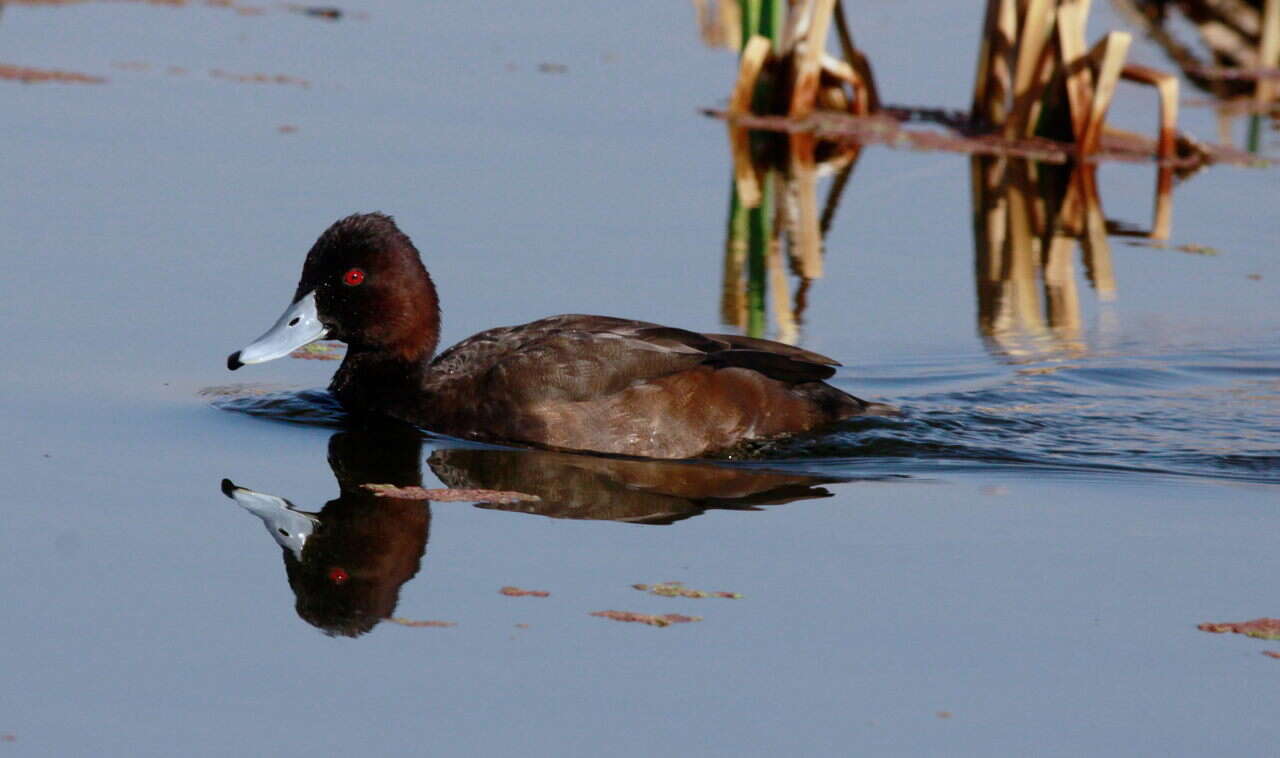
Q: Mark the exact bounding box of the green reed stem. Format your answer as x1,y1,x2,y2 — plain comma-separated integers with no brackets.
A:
746,172,774,338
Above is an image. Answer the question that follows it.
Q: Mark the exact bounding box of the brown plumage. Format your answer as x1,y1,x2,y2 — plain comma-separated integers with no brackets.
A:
228,213,888,458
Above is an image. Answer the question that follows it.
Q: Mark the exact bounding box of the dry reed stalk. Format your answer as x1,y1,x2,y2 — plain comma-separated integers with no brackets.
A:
1259,0,1280,101
730,34,772,113
818,147,860,235
971,158,1009,291
729,35,772,209
973,0,1018,126
766,227,799,343
1003,165,1046,333
1077,168,1116,300
1079,32,1133,155
1120,64,1179,160
1150,166,1174,241
786,133,824,278
1042,231,1083,339
789,0,837,118
693,0,742,50
729,127,763,209
832,1,879,112
722,205,749,327
1006,0,1056,138
1056,0,1094,140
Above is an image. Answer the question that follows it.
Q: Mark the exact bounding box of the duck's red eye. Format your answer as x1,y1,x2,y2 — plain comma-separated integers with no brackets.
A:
342,268,365,286
328,567,349,584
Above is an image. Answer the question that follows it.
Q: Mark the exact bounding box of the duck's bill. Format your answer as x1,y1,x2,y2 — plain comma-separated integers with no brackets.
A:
221,478,316,559
227,291,328,370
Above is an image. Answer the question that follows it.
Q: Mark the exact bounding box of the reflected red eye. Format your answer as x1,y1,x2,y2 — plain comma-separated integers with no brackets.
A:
329,567,349,584
342,268,365,286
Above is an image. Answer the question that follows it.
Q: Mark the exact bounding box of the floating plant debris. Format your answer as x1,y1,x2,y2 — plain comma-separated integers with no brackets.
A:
290,342,344,360
632,581,741,599
198,383,287,398
387,617,456,629
590,610,702,627
287,4,343,19
500,586,550,598
1126,240,1223,255
1197,618,1280,640
210,69,310,88
536,62,569,74
362,483,540,504
0,64,105,84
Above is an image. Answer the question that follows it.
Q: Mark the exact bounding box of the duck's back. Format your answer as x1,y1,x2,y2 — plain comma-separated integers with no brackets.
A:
407,315,872,458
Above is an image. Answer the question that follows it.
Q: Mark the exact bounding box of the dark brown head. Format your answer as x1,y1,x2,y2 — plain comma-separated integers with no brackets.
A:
227,213,441,369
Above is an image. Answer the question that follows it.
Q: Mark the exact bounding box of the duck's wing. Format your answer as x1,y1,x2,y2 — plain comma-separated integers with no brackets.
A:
443,314,840,405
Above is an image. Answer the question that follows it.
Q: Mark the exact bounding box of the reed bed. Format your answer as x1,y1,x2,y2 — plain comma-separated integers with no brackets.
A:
708,0,1271,342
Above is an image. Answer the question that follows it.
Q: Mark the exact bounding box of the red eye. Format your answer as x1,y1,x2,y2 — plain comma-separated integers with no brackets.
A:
328,567,349,584
342,268,365,286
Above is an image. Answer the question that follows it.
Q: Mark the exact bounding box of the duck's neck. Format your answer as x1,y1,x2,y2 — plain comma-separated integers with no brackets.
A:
330,345,434,417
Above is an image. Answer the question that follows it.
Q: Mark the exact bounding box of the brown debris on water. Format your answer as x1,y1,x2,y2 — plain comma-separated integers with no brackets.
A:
387,617,456,629
362,483,540,504
500,586,550,598
590,610,702,627
632,581,741,599
0,64,105,84
1125,240,1223,255
1198,618,1280,640
286,4,343,19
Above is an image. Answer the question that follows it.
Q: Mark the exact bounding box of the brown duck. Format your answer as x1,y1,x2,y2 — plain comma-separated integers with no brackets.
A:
227,213,889,458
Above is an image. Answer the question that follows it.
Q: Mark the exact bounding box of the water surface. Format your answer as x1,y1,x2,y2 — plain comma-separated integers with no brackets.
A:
2,1,1278,755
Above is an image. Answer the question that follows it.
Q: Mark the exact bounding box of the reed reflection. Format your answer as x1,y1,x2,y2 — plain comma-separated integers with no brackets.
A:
970,156,1176,359
722,132,864,343
222,428,846,635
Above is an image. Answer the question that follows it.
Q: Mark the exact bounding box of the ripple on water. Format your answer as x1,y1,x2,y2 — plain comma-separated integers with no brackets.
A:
208,387,350,428
206,342,1280,486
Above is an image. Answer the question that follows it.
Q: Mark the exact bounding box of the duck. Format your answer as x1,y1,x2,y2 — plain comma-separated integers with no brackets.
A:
227,213,887,458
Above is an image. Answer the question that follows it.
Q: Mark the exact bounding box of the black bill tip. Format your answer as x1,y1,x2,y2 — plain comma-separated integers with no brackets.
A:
220,478,238,497
227,351,244,371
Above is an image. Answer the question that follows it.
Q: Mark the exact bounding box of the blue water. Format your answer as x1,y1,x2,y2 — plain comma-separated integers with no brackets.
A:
3,1,1279,756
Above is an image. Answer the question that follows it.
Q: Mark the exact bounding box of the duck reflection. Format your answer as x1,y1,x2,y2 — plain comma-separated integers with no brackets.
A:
222,424,430,637
222,426,846,635
429,447,845,525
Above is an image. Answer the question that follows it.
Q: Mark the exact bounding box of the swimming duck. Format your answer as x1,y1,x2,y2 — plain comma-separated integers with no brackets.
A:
227,213,884,458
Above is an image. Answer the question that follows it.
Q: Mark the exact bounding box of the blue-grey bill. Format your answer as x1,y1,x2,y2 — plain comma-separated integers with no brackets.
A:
221,478,317,560
227,290,328,370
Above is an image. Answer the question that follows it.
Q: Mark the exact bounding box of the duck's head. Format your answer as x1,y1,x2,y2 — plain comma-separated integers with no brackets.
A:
227,213,441,370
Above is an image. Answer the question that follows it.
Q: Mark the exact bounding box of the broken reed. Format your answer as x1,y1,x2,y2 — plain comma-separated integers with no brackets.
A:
723,0,874,339
972,0,1180,161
